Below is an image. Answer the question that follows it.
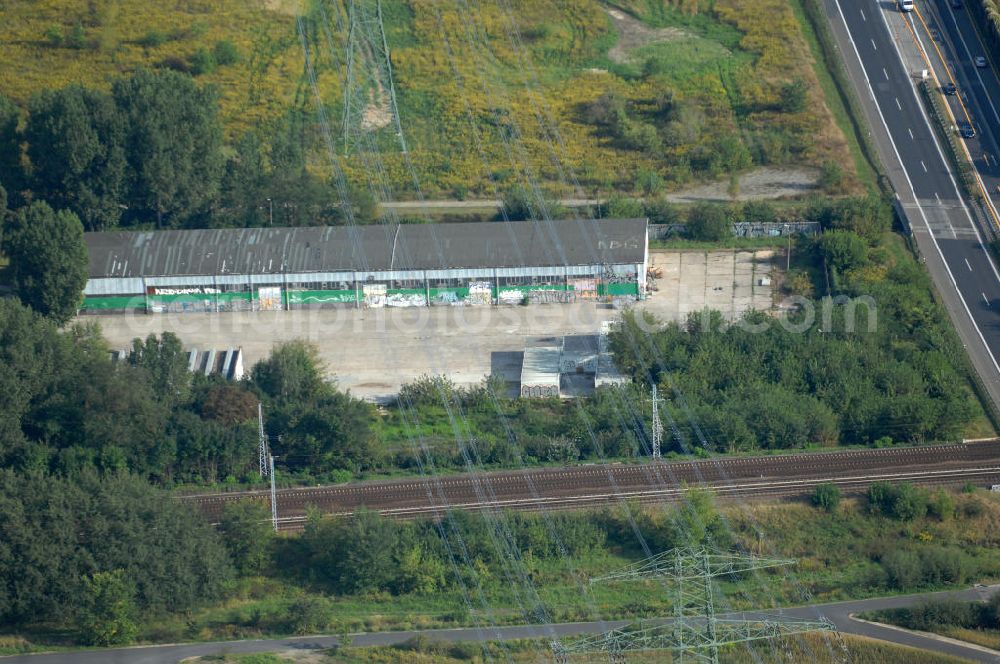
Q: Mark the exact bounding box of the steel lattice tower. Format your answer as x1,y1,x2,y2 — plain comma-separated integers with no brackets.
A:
651,384,663,459
551,548,835,663
340,0,406,155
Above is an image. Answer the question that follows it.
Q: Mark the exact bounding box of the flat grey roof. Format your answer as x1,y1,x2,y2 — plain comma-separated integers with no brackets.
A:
85,219,647,279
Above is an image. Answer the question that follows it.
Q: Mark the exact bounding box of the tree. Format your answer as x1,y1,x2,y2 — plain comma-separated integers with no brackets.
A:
251,341,330,403
112,69,223,227
779,79,808,113
25,86,128,230
78,570,138,646
287,595,331,635
128,332,191,407
811,483,841,512
687,202,730,241
818,230,868,272
220,501,273,575
3,201,89,324
0,94,23,205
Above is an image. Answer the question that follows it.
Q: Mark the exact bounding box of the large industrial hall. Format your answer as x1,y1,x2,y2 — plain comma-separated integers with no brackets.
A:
81,218,649,313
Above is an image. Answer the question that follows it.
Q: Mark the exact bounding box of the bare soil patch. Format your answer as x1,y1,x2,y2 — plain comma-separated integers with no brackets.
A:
605,7,687,64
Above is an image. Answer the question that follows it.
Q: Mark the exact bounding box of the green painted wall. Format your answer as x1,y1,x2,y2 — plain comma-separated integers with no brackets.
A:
80,296,145,310
599,283,639,296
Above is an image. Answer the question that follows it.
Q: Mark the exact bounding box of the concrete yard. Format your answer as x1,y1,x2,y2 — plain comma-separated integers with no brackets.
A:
642,250,775,323
90,249,776,400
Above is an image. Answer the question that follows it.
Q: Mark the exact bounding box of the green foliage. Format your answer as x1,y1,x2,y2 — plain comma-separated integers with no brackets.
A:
2,201,88,324
636,167,665,196
220,501,274,575
644,198,682,224
44,25,64,47
112,69,223,226
867,482,929,520
687,202,730,241
0,469,232,627
879,545,972,589
189,48,216,76
807,194,892,244
811,483,841,512
25,85,127,230
779,78,809,113
253,341,377,474
137,30,167,48
213,40,241,66
79,570,138,646
251,341,329,403
0,95,23,202
742,200,776,224
606,195,645,218
818,230,867,272
286,595,331,635
819,160,846,194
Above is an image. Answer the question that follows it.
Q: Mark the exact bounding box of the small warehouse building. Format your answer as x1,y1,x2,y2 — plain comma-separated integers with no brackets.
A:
81,218,648,314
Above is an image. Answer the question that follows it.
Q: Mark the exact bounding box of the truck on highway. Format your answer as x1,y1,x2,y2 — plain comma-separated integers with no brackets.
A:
899,0,914,11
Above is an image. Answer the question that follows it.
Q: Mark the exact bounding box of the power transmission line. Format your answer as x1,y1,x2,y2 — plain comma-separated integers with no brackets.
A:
651,384,663,460
551,548,835,663
258,403,269,478
340,0,406,155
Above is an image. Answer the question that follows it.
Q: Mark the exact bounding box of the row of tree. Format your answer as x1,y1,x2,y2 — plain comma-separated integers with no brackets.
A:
0,298,376,484
0,69,374,231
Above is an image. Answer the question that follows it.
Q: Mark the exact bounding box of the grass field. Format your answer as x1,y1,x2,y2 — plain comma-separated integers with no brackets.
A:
0,0,860,198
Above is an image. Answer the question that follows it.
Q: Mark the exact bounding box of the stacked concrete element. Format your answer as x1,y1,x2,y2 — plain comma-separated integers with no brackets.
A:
520,345,562,398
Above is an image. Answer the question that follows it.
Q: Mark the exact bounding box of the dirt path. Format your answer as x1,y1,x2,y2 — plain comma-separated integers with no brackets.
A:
605,7,687,64
379,167,819,213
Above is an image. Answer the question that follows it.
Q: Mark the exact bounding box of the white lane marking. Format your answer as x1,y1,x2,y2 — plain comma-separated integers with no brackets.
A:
896,97,902,110
966,258,974,271
984,292,990,305
883,67,889,80
872,39,878,50
935,192,941,202
908,127,915,140
921,160,928,172
840,0,1000,378
861,8,866,21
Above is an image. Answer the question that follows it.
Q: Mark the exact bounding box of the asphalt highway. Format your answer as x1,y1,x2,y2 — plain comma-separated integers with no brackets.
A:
914,0,1000,205
827,0,1000,408
4,586,997,663
184,441,1000,528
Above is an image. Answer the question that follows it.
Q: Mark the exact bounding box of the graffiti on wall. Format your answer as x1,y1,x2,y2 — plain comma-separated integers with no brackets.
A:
468,282,492,306
529,290,575,304
363,284,387,308
386,292,427,307
258,287,283,311
570,278,597,300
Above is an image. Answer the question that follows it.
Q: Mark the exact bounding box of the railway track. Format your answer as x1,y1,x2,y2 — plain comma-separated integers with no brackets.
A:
184,440,1000,531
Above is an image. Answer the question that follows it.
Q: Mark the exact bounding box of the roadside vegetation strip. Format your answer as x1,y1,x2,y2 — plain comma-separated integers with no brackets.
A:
791,0,886,190
866,596,1000,653
970,0,1000,63
918,79,979,199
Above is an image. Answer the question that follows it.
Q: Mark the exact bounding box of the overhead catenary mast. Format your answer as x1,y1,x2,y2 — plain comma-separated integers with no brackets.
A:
258,402,269,478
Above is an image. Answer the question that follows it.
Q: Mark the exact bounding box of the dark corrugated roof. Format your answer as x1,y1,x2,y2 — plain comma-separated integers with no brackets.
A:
85,219,647,278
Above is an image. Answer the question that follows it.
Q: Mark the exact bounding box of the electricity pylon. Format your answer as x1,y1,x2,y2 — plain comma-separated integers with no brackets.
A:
551,548,835,663
340,0,406,154
651,384,663,459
